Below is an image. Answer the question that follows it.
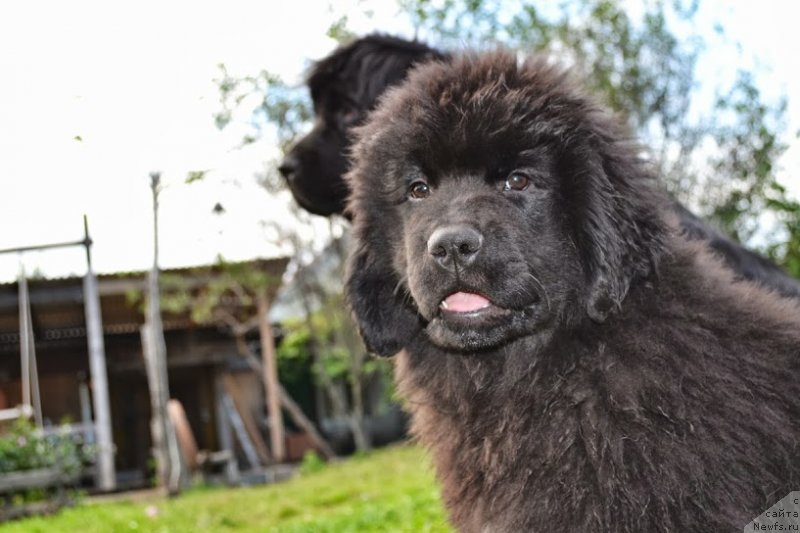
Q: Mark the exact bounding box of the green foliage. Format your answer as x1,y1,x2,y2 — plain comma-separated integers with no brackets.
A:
184,258,281,324
214,64,311,192
400,0,505,43
277,323,313,361
4,444,451,533
706,72,789,243
278,308,389,389
327,15,356,43
298,450,326,475
184,169,210,184
157,272,194,316
0,418,95,477
275,323,315,385
125,258,282,327
763,181,800,278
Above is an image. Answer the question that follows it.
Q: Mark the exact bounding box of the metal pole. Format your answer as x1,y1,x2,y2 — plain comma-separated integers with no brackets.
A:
27,316,42,428
83,215,116,491
18,267,31,411
18,267,44,427
0,238,90,256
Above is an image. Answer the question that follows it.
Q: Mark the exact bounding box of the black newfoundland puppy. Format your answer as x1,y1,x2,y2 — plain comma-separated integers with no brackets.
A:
344,51,800,532
281,34,800,298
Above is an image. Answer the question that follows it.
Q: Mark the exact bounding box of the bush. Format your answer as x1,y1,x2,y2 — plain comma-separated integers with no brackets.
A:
0,418,95,477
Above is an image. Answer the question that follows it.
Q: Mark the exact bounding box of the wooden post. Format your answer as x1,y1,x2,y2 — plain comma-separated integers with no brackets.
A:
256,291,285,463
143,172,181,496
220,391,261,469
141,325,169,490
221,374,271,464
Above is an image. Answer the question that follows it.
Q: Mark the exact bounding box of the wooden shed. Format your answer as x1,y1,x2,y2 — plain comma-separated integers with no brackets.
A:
0,258,291,489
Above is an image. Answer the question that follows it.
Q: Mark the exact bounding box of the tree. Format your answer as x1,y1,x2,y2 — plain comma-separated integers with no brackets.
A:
157,258,338,461
213,65,310,193
268,214,390,453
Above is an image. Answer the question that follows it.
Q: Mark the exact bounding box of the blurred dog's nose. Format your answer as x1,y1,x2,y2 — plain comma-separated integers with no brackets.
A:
278,155,299,181
428,225,483,271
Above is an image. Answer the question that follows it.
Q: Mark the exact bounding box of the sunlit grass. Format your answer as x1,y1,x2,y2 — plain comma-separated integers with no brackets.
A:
2,443,452,533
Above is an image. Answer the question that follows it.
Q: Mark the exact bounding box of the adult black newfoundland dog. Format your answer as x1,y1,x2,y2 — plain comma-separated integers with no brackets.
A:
344,51,800,532
278,35,445,216
280,34,800,298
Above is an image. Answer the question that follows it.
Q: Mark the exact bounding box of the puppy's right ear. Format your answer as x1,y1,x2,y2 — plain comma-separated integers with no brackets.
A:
345,240,421,357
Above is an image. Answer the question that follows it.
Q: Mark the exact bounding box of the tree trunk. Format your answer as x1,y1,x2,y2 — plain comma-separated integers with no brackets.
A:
347,344,371,453
349,377,371,452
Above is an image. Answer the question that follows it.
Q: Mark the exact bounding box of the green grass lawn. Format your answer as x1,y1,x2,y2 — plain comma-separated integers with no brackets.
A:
2,443,453,533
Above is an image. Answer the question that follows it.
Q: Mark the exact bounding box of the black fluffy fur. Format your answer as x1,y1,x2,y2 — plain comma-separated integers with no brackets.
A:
281,34,800,298
279,34,444,216
344,51,800,532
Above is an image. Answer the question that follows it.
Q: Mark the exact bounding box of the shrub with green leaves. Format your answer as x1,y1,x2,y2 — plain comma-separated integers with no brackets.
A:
0,418,95,477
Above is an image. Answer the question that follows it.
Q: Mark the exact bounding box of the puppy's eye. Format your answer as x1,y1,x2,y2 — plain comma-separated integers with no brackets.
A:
504,171,530,191
409,181,431,199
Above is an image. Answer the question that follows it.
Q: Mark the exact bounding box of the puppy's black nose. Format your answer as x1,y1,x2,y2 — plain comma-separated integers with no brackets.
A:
428,225,483,271
278,155,299,181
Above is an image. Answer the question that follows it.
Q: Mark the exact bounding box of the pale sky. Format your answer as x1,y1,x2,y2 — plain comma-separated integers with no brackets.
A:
0,1,798,282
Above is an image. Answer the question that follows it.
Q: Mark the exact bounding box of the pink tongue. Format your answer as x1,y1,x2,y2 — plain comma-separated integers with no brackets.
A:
442,292,491,313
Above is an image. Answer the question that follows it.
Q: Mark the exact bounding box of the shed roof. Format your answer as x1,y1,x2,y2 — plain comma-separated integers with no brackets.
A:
0,257,289,349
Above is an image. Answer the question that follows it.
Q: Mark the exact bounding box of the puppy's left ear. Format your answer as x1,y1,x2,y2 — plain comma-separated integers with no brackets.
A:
345,237,421,357
576,148,666,322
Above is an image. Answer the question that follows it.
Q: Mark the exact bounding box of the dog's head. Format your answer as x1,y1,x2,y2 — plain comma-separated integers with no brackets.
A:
279,34,444,216
345,51,667,356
